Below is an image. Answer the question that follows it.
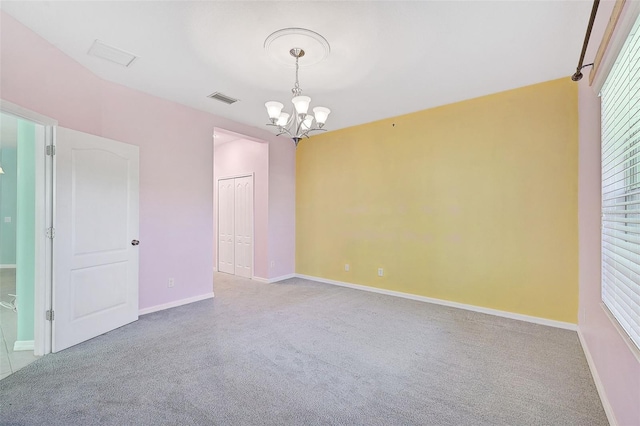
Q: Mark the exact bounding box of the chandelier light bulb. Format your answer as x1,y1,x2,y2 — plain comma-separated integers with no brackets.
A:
301,114,314,130
312,107,331,127
277,112,290,127
292,96,311,116
265,101,284,122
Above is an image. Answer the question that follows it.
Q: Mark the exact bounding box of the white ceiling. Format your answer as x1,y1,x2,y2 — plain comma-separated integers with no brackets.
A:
1,1,601,134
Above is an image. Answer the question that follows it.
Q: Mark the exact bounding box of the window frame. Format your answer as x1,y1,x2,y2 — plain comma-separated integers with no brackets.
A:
599,6,640,355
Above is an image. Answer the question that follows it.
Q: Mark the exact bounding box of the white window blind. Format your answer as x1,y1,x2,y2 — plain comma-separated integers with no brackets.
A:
601,13,640,351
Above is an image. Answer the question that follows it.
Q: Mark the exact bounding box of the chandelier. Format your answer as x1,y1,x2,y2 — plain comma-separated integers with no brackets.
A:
265,48,331,146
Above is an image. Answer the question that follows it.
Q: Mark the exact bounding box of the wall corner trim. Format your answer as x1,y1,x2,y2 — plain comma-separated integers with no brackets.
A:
253,273,296,284
139,292,215,316
13,340,34,352
295,274,578,331
0,99,58,126
578,329,619,426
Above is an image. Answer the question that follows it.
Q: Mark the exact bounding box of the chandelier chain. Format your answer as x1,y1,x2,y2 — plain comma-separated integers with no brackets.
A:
292,56,302,97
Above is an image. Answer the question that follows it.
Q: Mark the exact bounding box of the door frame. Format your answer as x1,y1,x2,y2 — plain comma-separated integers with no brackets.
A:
0,99,56,356
216,173,254,278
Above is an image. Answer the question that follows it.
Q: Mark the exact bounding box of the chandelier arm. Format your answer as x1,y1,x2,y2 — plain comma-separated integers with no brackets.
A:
295,120,305,137
306,127,327,135
285,110,295,128
266,123,292,137
289,108,299,136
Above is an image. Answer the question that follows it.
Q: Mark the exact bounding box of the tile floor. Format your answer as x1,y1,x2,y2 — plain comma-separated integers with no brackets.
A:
0,268,40,380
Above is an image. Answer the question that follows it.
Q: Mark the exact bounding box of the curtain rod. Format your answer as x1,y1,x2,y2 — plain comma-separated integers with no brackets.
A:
572,0,600,81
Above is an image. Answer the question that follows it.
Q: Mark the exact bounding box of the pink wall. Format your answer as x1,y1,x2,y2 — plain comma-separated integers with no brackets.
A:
100,84,219,308
0,11,295,309
0,13,102,135
578,3,640,425
213,138,270,279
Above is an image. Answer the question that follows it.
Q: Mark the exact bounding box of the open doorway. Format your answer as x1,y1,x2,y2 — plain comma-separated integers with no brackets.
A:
213,128,268,280
0,111,48,378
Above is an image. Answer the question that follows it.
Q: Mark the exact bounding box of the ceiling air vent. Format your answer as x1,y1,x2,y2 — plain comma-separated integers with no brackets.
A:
88,40,138,67
207,92,239,105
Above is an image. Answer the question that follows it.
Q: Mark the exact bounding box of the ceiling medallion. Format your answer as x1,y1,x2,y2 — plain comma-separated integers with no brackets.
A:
264,28,330,67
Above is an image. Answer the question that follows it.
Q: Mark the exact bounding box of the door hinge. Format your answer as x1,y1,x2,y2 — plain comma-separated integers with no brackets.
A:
46,227,55,239
46,310,54,321
46,145,56,156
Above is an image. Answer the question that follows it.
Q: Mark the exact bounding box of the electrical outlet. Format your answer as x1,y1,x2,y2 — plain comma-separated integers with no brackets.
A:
345,264,350,271
270,261,275,268
378,268,384,277
3,217,10,223
168,278,175,288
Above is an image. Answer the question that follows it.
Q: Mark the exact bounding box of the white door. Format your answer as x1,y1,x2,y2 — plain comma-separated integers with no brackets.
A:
234,176,253,278
217,176,253,277
54,127,139,352
218,179,235,274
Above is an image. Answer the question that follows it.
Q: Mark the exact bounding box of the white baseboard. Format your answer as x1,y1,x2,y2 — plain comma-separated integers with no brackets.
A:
578,329,618,426
139,292,215,316
270,273,296,283
0,264,16,269
296,274,578,331
13,340,34,351
252,273,296,284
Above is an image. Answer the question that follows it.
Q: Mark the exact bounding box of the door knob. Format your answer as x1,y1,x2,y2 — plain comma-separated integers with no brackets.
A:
131,239,140,246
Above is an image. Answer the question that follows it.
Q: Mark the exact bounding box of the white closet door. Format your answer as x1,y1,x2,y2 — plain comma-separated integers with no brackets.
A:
218,179,235,274
54,127,139,352
234,176,253,278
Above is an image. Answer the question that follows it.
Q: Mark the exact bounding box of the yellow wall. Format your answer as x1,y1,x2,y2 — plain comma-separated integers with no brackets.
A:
296,78,578,323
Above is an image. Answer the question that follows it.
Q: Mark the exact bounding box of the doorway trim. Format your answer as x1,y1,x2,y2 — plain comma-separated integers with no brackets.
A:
1,99,56,356
216,173,254,279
